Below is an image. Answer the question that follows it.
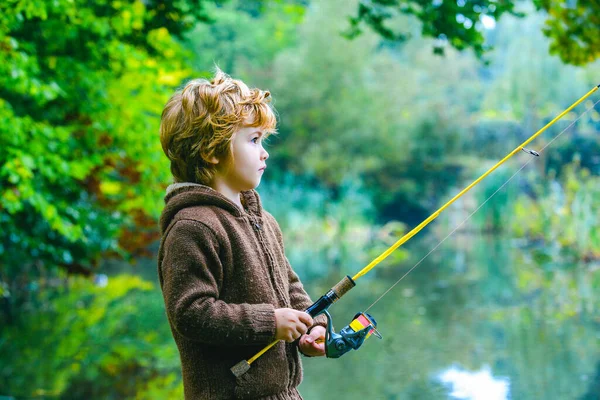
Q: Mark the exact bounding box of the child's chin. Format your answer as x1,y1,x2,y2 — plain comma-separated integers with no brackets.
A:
243,179,261,190
253,177,263,187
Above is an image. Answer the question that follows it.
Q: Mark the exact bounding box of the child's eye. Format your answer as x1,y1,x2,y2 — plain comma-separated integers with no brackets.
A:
252,137,259,144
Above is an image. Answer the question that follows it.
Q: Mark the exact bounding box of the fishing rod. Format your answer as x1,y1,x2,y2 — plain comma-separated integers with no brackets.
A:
231,84,600,378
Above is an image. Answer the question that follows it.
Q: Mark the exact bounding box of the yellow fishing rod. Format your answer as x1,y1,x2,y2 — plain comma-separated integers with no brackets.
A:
231,84,600,377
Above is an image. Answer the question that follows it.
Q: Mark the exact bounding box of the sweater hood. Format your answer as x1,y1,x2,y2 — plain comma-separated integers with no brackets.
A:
159,183,263,234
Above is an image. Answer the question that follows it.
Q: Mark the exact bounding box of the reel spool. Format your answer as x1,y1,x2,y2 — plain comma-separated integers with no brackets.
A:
323,311,382,358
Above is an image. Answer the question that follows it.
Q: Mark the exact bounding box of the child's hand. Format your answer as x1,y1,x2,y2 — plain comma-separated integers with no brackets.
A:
274,308,314,342
298,325,326,357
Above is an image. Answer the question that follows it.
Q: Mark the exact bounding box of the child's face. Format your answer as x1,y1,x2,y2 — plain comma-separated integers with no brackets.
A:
217,125,269,192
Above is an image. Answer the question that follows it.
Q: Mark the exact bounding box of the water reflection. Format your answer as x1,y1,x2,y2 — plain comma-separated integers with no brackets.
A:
438,365,509,400
299,232,599,399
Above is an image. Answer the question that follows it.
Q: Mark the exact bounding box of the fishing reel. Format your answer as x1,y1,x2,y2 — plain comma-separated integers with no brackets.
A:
322,310,382,358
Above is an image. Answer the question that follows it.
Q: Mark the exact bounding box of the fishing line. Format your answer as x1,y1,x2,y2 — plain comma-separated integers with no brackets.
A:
365,97,600,312
232,86,599,376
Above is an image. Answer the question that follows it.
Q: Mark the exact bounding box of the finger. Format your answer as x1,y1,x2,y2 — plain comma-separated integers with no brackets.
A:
292,329,302,341
296,323,308,336
298,335,306,346
297,312,314,327
309,328,324,340
312,341,325,352
303,341,325,357
299,335,310,348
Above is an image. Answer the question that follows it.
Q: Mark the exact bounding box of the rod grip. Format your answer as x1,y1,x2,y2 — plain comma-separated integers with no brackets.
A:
331,275,356,298
305,275,356,317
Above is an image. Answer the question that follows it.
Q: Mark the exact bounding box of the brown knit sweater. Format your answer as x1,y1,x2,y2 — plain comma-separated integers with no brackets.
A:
158,183,324,399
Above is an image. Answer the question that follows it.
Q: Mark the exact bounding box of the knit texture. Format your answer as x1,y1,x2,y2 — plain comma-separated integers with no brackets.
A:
158,184,325,399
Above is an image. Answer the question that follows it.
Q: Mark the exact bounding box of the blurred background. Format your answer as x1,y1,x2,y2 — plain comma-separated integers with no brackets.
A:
1,0,599,399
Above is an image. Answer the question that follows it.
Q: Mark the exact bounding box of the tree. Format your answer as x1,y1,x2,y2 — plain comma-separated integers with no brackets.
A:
346,0,522,59
348,0,600,65
0,0,231,321
533,0,600,65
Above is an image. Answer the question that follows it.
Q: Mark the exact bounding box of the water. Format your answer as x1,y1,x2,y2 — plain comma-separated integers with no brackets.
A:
298,232,600,399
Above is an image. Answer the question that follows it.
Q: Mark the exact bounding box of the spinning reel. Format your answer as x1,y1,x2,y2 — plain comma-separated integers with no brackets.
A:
303,275,382,358
321,310,382,358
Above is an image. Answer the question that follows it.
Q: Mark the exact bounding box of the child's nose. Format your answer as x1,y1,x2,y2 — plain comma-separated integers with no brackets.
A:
261,148,269,160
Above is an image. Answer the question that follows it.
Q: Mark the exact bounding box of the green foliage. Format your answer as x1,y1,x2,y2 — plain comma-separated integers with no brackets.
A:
468,165,522,233
249,0,476,222
187,0,599,229
0,275,182,399
0,0,207,303
478,9,597,133
533,0,600,65
184,0,305,73
436,9,598,240
260,175,410,281
2,0,600,397
511,160,600,261
346,0,522,59
349,0,600,65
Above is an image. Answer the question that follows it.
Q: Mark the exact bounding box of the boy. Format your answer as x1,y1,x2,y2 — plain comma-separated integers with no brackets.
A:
157,69,327,399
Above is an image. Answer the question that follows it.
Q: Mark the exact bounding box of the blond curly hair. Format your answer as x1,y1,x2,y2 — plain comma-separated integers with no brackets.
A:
160,68,277,184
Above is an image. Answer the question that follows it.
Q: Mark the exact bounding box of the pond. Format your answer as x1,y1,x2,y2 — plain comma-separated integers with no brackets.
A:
298,232,600,399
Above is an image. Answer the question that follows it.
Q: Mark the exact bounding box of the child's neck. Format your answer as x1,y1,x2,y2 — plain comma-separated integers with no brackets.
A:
210,180,244,211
